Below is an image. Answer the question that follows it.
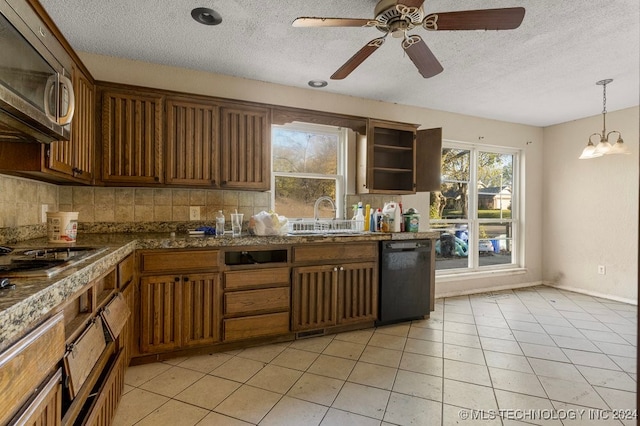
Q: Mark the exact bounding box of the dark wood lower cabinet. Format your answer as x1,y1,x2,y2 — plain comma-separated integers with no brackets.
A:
82,350,126,426
11,369,63,426
291,261,378,331
291,265,337,331
139,273,222,353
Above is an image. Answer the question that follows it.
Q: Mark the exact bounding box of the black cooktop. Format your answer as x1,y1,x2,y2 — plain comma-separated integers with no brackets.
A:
0,246,107,278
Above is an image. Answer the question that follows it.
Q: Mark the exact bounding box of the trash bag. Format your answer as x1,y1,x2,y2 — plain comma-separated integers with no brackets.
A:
439,233,455,257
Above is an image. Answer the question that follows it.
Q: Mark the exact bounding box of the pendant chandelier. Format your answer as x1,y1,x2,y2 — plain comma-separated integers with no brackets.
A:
578,79,630,160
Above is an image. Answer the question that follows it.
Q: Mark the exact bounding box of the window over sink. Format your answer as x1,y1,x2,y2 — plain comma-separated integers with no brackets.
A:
271,122,346,219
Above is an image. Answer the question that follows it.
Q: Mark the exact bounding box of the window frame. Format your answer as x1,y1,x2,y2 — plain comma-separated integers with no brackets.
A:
270,122,347,219
431,140,522,275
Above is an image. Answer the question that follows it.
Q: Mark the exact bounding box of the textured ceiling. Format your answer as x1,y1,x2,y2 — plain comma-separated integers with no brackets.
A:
39,0,639,127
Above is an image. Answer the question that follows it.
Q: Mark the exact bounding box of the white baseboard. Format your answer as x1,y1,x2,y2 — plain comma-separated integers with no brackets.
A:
435,281,543,299
544,282,638,306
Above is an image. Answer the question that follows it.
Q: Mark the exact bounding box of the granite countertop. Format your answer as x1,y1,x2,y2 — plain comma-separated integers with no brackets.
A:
0,230,438,351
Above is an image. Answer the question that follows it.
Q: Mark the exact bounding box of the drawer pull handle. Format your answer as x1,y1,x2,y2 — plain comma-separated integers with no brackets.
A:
174,277,180,282
183,277,189,282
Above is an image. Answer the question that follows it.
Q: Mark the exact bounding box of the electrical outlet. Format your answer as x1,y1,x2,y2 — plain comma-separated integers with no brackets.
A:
41,204,49,222
598,265,606,275
189,206,201,221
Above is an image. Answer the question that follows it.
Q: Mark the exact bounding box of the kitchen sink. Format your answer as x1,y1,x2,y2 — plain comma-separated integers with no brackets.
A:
0,246,109,278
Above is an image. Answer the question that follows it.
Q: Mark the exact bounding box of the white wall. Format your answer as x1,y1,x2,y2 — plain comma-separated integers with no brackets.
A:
80,52,545,298
542,106,639,303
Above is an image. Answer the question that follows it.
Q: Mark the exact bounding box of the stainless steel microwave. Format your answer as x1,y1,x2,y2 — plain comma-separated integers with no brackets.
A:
0,0,74,143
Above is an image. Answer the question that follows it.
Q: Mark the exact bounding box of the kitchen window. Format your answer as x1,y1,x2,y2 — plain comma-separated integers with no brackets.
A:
271,123,346,219
430,141,520,273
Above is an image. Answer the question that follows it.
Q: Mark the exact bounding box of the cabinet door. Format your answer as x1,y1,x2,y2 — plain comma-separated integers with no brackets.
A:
337,262,378,325
291,265,337,331
47,66,95,182
119,282,135,365
10,369,62,426
166,99,219,186
359,119,417,194
182,273,222,347
220,105,270,190
139,275,182,353
102,91,163,184
415,127,442,192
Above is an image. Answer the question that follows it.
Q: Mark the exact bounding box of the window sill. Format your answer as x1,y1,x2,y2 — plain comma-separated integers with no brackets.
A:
436,267,527,283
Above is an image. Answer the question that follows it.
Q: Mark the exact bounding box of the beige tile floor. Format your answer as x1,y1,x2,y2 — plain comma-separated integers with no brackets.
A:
114,286,637,425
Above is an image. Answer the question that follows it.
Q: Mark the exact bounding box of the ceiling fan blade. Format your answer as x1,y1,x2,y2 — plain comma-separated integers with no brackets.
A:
402,35,443,78
331,37,385,80
292,17,376,28
423,7,525,31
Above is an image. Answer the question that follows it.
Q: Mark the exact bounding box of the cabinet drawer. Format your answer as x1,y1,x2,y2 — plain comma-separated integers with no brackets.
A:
293,243,377,264
10,368,62,426
225,287,290,316
118,254,135,287
139,250,219,273
224,267,290,290
223,312,289,341
82,349,126,426
100,292,131,341
63,318,107,399
0,313,65,426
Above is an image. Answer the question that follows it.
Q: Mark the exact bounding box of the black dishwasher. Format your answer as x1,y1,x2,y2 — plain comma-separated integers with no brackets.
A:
377,239,432,325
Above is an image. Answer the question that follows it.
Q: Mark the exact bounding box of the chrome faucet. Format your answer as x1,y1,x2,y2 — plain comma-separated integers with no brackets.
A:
314,196,336,220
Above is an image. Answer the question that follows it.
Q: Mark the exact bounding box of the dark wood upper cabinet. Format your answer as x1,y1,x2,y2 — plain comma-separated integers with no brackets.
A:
415,127,442,192
165,98,219,186
48,65,95,183
358,119,417,194
0,64,95,184
101,89,164,185
220,105,271,190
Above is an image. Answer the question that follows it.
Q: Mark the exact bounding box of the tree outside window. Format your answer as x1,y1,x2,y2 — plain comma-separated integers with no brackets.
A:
271,123,345,219
430,144,519,271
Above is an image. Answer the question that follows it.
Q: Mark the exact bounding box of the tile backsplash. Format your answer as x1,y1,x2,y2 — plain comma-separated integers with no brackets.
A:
0,174,270,242
58,187,269,223
0,175,58,228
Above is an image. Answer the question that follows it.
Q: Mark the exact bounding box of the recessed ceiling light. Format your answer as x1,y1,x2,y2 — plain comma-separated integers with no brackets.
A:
191,7,222,26
308,80,328,88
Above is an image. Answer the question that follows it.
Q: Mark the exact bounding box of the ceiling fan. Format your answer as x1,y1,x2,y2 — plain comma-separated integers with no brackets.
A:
292,0,525,80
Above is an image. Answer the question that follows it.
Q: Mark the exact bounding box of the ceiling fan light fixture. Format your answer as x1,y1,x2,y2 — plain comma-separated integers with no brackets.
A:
308,80,328,88
191,7,222,26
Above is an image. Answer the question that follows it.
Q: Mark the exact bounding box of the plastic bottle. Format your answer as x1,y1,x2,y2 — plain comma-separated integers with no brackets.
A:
215,210,225,236
354,202,365,231
369,207,376,232
393,204,402,232
364,204,371,232
381,202,397,233
375,208,382,232
399,202,405,232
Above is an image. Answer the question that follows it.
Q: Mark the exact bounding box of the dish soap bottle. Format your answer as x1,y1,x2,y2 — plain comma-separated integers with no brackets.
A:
215,210,225,236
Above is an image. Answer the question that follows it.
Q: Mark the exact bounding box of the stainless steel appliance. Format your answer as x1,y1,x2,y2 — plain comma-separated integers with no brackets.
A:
0,0,74,143
0,246,107,278
377,239,432,325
